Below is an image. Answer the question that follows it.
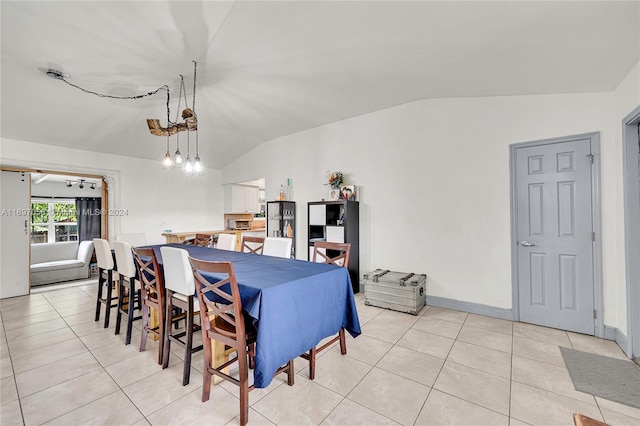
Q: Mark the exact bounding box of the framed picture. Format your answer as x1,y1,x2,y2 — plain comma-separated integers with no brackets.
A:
328,188,340,201
340,185,356,201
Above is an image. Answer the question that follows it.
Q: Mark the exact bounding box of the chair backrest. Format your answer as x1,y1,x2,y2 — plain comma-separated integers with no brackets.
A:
216,233,237,251
132,247,165,308
93,238,114,270
113,241,136,278
312,241,351,268
263,237,292,258
116,233,147,247
189,257,246,344
77,240,95,264
241,236,264,254
193,233,212,247
160,246,195,295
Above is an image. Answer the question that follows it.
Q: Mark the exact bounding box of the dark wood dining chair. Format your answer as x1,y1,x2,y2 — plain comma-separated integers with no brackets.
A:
194,233,213,247
301,241,352,380
160,246,203,386
241,236,264,254
93,238,118,328
132,247,166,365
189,257,294,426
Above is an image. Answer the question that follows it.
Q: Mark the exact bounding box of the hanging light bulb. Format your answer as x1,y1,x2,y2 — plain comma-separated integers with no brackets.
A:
173,131,183,166
193,130,204,175
182,130,193,175
161,132,174,169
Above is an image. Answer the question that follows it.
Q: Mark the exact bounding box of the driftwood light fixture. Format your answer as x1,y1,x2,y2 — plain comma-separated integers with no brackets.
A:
146,107,197,136
44,60,204,175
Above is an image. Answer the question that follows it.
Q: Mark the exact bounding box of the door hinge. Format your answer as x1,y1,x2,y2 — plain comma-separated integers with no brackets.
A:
594,309,597,319
592,232,596,242
587,153,594,164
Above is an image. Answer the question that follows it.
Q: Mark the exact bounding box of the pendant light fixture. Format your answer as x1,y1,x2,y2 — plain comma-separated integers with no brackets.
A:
193,129,204,175
43,60,203,174
182,128,194,175
162,88,174,169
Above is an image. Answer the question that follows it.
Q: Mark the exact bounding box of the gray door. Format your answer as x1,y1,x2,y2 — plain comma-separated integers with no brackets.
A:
515,139,595,334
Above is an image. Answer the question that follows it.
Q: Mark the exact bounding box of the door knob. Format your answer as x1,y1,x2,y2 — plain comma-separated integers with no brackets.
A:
520,240,535,247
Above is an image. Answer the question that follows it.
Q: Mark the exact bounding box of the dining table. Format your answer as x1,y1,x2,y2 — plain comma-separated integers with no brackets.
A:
145,243,362,388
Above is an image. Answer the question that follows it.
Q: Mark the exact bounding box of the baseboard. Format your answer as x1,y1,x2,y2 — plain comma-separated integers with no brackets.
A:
425,296,631,357
604,325,631,357
425,295,514,321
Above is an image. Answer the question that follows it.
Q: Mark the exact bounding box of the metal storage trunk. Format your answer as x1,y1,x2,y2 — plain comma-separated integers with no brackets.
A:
362,269,427,315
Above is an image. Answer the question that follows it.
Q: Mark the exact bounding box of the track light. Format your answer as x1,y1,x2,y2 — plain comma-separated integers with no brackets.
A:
90,183,96,190
66,180,72,188
78,179,85,189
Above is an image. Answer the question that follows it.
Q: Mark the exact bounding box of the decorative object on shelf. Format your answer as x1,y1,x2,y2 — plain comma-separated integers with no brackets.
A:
326,171,344,190
325,171,345,201
43,61,204,175
340,185,356,201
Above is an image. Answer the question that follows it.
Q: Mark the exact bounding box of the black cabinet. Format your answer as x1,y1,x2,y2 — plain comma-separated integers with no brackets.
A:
266,201,296,258
307,200,359,293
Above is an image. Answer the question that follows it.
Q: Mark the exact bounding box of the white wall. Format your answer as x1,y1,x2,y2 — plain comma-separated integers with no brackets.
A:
0,138,225,245
223,91,628,328
610,61,640,334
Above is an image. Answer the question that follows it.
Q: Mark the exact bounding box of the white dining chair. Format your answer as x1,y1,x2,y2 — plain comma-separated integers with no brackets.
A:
113,240,141,345
160,246,202,386
93,238,117,328
116,233,147,247
262,237,292,258
216,233,237,251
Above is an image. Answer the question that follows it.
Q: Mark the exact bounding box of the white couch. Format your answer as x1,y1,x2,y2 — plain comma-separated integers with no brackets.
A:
30,241,94,286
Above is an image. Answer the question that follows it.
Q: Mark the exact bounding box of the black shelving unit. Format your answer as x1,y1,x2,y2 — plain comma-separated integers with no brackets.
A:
266,201,296,258
307,200,360,293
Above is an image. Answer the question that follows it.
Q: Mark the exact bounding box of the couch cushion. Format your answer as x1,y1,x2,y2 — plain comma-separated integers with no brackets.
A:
31,242,79,264
31,259,84,273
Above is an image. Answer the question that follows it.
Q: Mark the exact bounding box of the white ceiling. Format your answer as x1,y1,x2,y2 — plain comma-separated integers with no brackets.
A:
1,1,638,169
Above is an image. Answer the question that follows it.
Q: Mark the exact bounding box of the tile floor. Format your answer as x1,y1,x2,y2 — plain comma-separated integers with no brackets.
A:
1,281,639,426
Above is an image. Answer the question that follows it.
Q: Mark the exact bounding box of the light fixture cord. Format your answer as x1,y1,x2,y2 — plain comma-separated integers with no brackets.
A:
58,77,168,101
192,61,197,113
175,75,185,123
166,87,171,150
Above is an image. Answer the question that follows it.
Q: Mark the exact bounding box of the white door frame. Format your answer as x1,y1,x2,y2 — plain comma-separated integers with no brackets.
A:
622,105,640,360
509,132,604,338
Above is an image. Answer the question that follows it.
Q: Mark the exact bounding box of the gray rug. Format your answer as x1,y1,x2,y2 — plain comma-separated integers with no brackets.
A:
560,347,640,409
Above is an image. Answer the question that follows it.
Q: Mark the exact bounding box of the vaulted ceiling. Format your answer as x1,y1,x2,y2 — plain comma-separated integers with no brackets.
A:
1,1,638,169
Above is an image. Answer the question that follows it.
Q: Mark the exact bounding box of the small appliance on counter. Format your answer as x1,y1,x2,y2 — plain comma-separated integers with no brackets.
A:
228,219,252,230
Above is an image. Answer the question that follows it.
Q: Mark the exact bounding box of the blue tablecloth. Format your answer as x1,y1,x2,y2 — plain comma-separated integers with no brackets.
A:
147,244,361,388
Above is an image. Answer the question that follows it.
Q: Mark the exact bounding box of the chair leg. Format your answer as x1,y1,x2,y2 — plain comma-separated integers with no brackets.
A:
125,279,135,345
287,359,294,386
162,292,172,370
248,343,255,369
339,328,347,355
103,270,113,328
95,269,104,321
201,336,213,402
140,302,149,352
182,297,194,386
238,347,249,426
308,347,317,380
156,302,165,365
115,275,124,335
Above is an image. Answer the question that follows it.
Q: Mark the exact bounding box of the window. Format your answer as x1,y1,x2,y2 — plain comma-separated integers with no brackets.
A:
31,199,78,243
